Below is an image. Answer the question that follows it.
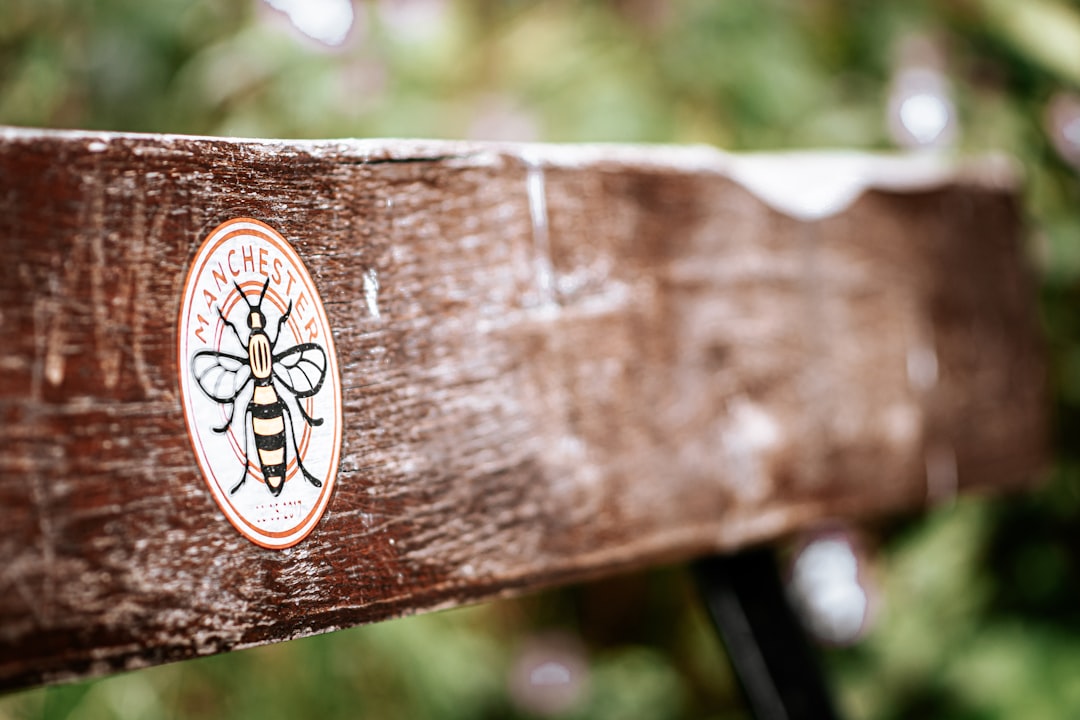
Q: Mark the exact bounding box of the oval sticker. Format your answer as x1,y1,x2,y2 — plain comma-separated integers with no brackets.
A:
178,218,342,549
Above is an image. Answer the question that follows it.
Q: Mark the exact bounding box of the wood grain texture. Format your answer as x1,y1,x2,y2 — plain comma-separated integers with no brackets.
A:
0,129,1045,689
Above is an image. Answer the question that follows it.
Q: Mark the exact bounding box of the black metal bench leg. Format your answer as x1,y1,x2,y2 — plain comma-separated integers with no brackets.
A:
695,547,842,720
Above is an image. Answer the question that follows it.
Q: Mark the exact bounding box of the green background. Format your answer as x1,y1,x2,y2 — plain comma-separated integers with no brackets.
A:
3,1,1080,717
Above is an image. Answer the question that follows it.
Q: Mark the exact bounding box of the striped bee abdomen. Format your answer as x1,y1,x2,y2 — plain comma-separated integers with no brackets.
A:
251,385,287,493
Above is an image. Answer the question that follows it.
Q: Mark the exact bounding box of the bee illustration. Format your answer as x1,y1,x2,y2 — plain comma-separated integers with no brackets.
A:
191,277,328,497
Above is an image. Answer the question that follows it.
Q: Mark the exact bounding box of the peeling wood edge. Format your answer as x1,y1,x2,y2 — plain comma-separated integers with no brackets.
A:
0,125,1019,209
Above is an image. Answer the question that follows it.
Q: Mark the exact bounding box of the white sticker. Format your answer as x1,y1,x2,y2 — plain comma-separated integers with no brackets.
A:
178,218,342,549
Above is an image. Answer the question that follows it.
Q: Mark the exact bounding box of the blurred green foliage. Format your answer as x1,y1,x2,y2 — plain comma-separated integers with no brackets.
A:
3,0,1080,718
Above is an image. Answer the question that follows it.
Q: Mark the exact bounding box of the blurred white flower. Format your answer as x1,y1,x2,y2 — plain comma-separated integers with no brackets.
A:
887,35,958,149
789,533,876,646
264,0,355,47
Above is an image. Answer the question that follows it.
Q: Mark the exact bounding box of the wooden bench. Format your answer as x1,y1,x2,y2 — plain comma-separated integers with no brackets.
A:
0,128,1045,708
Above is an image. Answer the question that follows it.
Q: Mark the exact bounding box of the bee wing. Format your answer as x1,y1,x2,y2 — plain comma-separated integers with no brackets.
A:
273,343,328,398
191,350,252,403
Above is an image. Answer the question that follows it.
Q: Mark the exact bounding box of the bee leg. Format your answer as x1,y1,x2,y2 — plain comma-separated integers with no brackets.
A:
230,470,247,495
282,402,323,488
295,401,324,428
230,408,253,495
217,305,246,348
270,300,293,350
213,401,237,434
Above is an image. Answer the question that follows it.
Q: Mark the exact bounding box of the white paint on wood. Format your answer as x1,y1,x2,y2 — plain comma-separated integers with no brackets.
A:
524,153,556,308
363,268,381,319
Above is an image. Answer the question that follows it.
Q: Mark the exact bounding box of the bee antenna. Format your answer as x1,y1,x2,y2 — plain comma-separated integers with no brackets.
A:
233,281,253,307
257,277,270,308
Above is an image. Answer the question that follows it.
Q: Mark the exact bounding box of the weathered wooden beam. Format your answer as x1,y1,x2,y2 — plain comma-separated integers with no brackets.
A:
0,128,1044,689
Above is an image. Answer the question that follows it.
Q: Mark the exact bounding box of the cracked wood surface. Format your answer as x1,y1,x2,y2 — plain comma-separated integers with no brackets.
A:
0,129,1045,689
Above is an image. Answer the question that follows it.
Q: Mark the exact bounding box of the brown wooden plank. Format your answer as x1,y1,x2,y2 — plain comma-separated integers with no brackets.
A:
0,128,1045,689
